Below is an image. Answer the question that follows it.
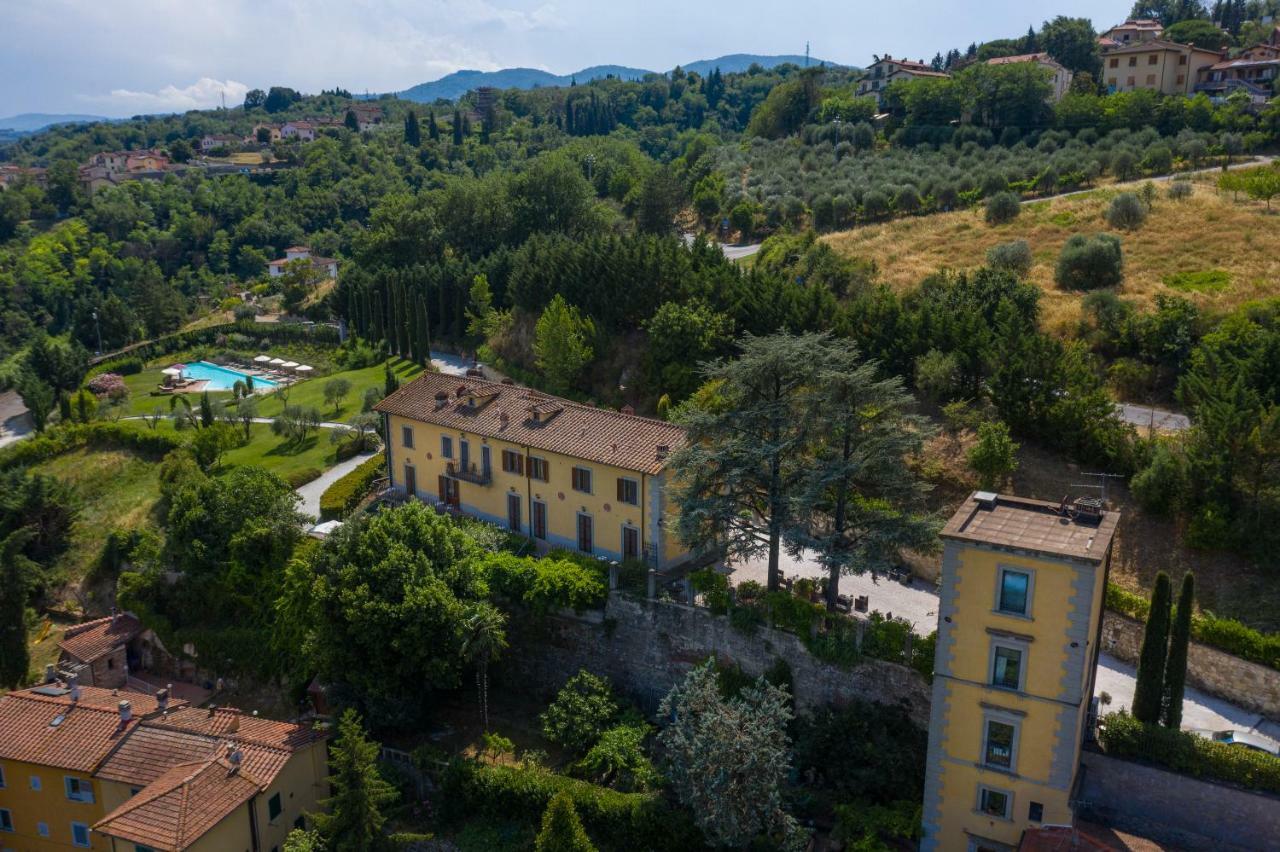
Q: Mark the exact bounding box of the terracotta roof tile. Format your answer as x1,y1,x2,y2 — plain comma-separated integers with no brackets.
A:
59,613,143,663
94,757,262,851
95,723,291,788
154,706,326,752
0,685,175,772
375,372,686,475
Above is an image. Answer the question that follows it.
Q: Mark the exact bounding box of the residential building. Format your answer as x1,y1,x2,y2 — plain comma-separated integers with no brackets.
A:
1196,27,1280,101
346,103,384,132
198,133,240,153
921,492,1119,852
855,55,951,103
0,680,327,852
251,123,283,143
57,612,172,690
1099,18,1163,48
267,246,338,280
374,373,693,568
1101,39,1224,95
0,165,46,190
280,121,318,142
985,53,1073,101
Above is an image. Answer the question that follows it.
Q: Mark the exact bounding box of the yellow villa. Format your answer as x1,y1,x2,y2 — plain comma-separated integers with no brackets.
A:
0,680,328,852
375,372,692,569
921,492,1119,852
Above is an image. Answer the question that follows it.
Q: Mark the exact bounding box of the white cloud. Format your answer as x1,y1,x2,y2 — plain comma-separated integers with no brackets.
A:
83,77,250,114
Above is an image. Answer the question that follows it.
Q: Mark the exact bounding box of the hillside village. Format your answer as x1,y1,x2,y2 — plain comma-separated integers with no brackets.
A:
2,3,1280,851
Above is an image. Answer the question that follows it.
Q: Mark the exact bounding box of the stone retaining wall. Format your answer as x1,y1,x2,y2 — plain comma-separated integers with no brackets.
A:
498,592,932,726
1078,748,1280,850
1100,612,1280,718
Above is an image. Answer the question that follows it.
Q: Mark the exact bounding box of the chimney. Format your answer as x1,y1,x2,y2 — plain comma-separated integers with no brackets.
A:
118,700,132,724
620,404,635,416
207,704,217,718
656,445,669,461
44,664,56,683
110,606,118,626
69,675,80,703
156,687,170,713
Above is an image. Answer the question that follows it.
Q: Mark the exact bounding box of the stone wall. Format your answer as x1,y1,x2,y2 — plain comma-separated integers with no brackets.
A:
1100,612,1280,718
1078,748,1280,851
498,592,932,726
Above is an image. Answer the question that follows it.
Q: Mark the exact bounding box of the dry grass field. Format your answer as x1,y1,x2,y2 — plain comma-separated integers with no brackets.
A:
824,174,1280,335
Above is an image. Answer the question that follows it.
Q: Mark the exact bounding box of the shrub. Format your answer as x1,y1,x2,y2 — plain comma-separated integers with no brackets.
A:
1168,178,1194,201
1106,192,1147,230
984,192,1021,225
0,421,182,471
985,239,1033,278
535,793,597,852
541,670,620,754
86,372,127,397
1099,711,1280,794
1129,442,1186,516
688,568,730,613
794,701,928,804
88,356,143,377
1055,233,1123,290
483,552,607,614
1142,144,1173,174
285,467,322,488
318,454,386,520
439,759,702,851
574,723,661,792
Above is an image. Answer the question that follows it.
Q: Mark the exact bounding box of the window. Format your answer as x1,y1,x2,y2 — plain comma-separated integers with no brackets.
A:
403,464,416,497
1127,76,1136,86
1146,73,1156,85
65,777,94,803
571,466,593,494
38,822,49,838
29,775,41,791
617,477,639,506
440,435,453,459
1179,54,1187,65
983,719,1017,769
1176,74,1184,84
481,445,491,476
507,493,522,532
533,500,548,540
529,456,549,482
1028,802,1044,822
1128,56,1137,66
268,792,283,821
71,821,90,847
1109,57,1118,68
622,525,640,561
401,425,414,448
577,513,594,554
996,569,1030,616
978,787,1011,820
1148,53,1159,65
294,816,306,831
0,808,11,832
0,764,5,788
991,646,1024,691
459,439,470,469
502,449,524,475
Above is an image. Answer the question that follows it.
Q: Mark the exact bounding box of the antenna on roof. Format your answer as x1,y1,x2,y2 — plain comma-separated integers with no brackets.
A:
1069,471,1125,505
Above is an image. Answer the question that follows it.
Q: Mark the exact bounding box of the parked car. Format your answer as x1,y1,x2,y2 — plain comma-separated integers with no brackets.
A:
1190,728,1280,756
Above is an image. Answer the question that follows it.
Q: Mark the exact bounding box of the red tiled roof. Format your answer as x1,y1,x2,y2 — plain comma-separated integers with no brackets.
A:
986,52,1064,69
375,372,687,475
59,613,143,663
94,757,262,851
155,705,326,752
1018,825,1118,851
95,723,290,787
0,685,180,772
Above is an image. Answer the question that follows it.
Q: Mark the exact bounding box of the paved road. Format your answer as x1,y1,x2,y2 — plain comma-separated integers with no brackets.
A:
681,232,762,260
1025,154,1276,206
294,450,378,520
731,549,1279,747
0,390,33,449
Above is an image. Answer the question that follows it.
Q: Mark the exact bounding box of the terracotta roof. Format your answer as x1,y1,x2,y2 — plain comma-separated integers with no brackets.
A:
94,757,262,851
1018,825,1118,851
986,52,1065,70
95,723,291,787
376,372,687,475
1104,38,1223,56
155,705,326,752
941,492,1119,564
59,613,143,663
0,685,179,772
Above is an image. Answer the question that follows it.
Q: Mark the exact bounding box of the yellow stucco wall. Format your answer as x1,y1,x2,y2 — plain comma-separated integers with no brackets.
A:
0,760,110,850
386,414,688,567
184,803,254,852
925,540,1107,851
252,742,329,852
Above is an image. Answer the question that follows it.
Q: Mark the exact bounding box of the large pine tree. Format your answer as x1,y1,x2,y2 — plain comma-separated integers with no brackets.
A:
1163,572,1195,729
313,709,398,851
0,530,35,688
1133,571,1172,724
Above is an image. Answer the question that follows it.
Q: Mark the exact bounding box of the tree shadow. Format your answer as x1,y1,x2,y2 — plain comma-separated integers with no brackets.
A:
265,434,319,457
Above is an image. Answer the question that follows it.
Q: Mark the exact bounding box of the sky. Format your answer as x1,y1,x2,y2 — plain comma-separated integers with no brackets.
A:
0,0,1126,118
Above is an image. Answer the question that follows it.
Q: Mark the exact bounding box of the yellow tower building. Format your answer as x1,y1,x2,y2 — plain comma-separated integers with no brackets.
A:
921,492,1119,851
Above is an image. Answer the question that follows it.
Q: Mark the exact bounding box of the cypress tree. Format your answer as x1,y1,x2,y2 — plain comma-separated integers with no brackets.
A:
384,362,399,396
0,530,35,688
199,391,214,428
534,793,596,852
419,295,433,363
1163,573,1195,729
404,110,421,146
1132,571,1172,724
428,111,440,141
452,109,464,146
58,392,72,423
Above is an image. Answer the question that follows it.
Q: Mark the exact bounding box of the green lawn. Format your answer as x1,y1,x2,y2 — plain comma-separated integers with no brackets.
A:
133,420,342,486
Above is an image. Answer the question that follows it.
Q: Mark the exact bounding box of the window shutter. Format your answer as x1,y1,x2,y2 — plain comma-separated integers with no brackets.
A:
617,478,625,501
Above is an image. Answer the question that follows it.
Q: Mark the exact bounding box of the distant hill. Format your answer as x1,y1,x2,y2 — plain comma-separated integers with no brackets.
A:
0,113,108,132
397,54,840,103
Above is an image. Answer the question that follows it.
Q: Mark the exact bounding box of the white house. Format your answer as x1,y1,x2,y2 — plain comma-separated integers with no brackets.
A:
985,52,1074,101
267,246,338,279
855,55,951,103
281,121,318,142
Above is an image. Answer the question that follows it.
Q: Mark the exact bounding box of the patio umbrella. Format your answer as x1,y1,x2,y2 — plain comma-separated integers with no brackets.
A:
269,358,286,366
254,355,272,363
161,367,182,377
295,365,314,373
281,361,300,369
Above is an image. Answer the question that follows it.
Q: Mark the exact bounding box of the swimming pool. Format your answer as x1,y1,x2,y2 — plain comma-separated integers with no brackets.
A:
182,361,277,392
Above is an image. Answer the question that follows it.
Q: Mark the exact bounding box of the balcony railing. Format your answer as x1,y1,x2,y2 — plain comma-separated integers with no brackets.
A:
447,461,492,485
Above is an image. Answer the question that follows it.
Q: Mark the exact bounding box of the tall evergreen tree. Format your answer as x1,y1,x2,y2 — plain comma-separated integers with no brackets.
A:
404,110,421,146
199,391,214,428
313,709,398,852
452,110,464,146
1163,572,1195,729
428,110,440,141
344,109,360,132
0,529,35,688
535,793,597,852
1133,571,1172,724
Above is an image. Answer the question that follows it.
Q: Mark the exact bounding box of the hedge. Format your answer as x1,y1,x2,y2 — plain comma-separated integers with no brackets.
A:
90,320,340,367
483,550,607,614
1099,711,1280,795
317,454,385,520
437,759,703,852
1106,583,1280,671
0,422,183,470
